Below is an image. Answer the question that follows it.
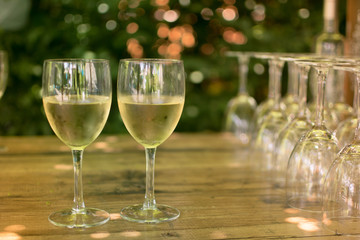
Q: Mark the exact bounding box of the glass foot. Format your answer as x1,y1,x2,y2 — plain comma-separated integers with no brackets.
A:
120,204,180,223
323,217,360,235
48,208,110,228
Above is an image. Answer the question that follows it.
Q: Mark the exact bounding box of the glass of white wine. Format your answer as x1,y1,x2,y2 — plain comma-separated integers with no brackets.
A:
117,58,185,223
42,59,112,228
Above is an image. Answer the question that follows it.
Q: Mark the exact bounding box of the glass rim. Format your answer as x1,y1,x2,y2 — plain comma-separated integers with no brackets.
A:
119,58,183,64
44,58,109,63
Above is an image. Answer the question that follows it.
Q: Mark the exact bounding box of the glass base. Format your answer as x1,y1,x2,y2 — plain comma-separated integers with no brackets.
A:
287,196,322,212
324,217,360,235
120,204,180,223
48,208,110,228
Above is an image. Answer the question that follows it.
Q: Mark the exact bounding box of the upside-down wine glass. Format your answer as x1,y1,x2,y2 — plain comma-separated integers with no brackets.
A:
273,56,313,184
117,58,185,223
253,53,288,171
323,64,360,235
334,72,357,149
0,51,8,152
224,51,257,145
42,59,112,228
252,53,276,128
286,58,339,212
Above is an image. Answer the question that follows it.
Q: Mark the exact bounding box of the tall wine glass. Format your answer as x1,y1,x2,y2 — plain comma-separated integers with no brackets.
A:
322,64,360,235
286,58,339,212
253,53,288,171
42,59,112,228
224,51,257,145
117,58,185,223
273,56,313,184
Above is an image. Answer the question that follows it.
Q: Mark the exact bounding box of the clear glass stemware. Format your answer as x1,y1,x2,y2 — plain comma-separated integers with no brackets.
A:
323,64,360,235
117,58,185,223
253,53,288,171
273,56,313,184
42,59,112,228
224,51,257,145
286,58,339,212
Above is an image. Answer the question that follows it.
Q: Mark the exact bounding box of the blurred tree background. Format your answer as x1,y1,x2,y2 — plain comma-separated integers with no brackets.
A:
0,0,346,135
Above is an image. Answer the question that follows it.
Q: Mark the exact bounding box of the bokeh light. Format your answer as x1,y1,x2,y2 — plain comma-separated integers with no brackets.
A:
201,8,214,20
105,20,117,30
252,4,266,22
223,27,247,45
127,38,143,58
126,22,139,34
157,23,169,38
163,10,179,22
97,3,109,14
222,7,238,21
298,8,310,19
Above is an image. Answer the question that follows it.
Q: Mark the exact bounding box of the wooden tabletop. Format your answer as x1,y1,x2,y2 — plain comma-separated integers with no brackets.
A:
0,133,353,239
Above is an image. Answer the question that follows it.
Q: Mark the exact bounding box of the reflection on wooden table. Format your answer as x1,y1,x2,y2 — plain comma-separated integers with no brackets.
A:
0,133,353,239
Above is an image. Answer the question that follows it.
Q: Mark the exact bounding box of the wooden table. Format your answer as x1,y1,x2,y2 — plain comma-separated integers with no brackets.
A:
0,133,354,239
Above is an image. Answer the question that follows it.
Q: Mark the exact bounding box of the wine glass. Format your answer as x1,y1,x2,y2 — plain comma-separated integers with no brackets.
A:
334,72,357,149
286,58,339,212
273,56,313,184
253,53,288,171
224,51,257,145
117,58,185,223
322,64,360,235
42,59,112,228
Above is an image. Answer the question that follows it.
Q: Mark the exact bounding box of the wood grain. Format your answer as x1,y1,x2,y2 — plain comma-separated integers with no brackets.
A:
0,133,353,239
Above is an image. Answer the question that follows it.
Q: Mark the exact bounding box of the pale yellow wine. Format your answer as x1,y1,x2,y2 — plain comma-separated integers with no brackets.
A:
118,96,184,148
43,95,111,149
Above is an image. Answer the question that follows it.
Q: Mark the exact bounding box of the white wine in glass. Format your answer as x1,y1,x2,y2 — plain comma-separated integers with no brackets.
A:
42,59,112,228
117,58,185,223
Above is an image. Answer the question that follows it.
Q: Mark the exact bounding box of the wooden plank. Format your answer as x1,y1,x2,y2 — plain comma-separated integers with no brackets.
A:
0,133,354,239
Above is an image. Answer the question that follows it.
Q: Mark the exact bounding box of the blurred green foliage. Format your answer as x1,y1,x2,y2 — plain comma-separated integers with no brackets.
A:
0,0,345,135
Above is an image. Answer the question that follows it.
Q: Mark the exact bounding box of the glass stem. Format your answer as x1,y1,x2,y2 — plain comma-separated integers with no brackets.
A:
238,55,249,94
268,61,275,99
315,67,328,127
143,147,157,210
354,73,360,142
288,61,299,97
298,65,310,118
72,149,85,212
270,59,284,110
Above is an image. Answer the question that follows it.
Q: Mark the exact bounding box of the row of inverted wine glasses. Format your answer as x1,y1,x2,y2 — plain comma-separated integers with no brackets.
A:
42,58,185,228
226,53,360,235
224,51,300,146
224,52,353,166
286,57,360,236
